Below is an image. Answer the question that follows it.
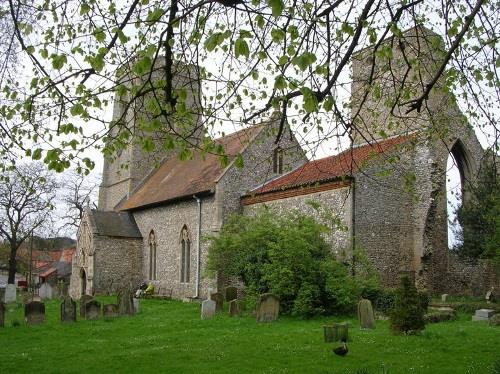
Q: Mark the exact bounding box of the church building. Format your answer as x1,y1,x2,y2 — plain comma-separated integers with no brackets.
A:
69,26,499,300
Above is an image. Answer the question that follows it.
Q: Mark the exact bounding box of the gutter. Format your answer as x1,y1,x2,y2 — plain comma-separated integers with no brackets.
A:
193,195,202,299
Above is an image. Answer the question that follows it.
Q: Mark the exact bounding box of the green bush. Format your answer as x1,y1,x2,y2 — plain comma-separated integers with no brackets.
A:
389,276,425,334
424,311,457,323
373,289,397,314
206,207,379,317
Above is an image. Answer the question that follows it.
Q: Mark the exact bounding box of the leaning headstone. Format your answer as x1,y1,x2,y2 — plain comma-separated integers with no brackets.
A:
210,292,224,312
103,304,119,318
4,284,16,303
357,299,375,329
201,299,216,319
85,300,101,320
472,309,496,321
79,295,93,318
60,296,77,323
323,323,349,342
0,302,5,327
39,283,54,300
441,294,448,303
25,301,45,325
225,286,238,302
256,293,280,323
229,299,241,317
117,289,135,315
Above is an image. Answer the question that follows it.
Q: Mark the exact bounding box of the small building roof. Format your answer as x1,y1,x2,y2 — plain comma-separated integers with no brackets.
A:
247,135,412,195
39,267,57,278
120,125,264,211
60,248,75,263
88,210,142,238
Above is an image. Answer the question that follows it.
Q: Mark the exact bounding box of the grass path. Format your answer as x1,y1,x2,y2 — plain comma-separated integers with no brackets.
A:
0,297,498,373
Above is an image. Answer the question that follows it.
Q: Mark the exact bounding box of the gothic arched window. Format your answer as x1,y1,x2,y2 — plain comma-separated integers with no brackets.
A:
149,230,157,280
273,147,284,174
180,226,191,283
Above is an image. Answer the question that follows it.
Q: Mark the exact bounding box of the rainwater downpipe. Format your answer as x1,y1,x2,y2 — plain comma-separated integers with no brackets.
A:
194,195,202,299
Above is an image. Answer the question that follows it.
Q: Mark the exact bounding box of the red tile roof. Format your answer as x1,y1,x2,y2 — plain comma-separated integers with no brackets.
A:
47,251,61,262
40,267,57,278
60,248,76,263
120,125,264,210
249,135,412,195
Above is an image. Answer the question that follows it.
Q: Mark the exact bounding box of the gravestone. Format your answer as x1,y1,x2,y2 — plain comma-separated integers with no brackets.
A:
25,301,45,325
39,283,54,300
229,299,241,317
485,287,495,303
117,289,135,315
323,323,349,342
0,288,5,302
133,298,140,314
357,299,375,329
79,295,93,318
0,302,5,328
256,293,280,323
4,284,16,303
210,292,224,312
85,300,101,320
441,294,448,303
22,291,34,305
225,287,237,302
472,309,496,321
201,299,216,319
103,304,119,318
60,296,77,323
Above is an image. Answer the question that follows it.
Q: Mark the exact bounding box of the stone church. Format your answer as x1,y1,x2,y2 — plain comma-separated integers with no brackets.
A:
69,26,499,300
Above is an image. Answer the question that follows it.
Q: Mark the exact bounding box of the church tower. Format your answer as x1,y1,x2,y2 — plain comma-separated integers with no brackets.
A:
98,60,203,210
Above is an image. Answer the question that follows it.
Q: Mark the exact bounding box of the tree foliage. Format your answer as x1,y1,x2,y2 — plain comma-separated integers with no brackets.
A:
0,162,57,283
0,0,497,172
389,275,426,334
453,154,500,268
206,207,378,317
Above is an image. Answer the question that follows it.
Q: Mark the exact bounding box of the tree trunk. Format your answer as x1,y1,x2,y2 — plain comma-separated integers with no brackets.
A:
7,242,18,284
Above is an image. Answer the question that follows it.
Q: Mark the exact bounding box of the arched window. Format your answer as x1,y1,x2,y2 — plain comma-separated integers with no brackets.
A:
149,230,157,280
180,226,191,283
273,147,284,174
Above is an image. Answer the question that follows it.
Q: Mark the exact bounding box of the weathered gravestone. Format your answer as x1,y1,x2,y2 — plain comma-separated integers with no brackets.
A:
441,294,448,303
357,299,375,329
323,323,349,342
210,292,224,312
60,296,77,323
4,284,16,303
472,309,496,321
201,299,216,319
39,283,54,300
25,301,45,325
85,300,101,320
225,287,237,302
229,299,241,317
79,295,93,319
0,302,5,328
256,293,280,323
103,304,119,318
133,298,140,314
117,289,135,315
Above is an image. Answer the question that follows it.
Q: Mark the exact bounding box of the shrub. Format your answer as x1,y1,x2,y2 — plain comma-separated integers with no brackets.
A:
206,207,379,317
389,276,425,334
373,289,397,314
424,311,457,323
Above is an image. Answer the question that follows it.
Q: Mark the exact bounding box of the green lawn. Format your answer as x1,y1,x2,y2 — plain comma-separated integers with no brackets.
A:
0,297,499,374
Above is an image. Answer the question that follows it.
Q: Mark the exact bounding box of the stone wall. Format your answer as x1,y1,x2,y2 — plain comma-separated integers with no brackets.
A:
243,185,353,257
132,196,218,300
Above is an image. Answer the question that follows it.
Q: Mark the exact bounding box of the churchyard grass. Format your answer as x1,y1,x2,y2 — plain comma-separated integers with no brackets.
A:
0,298,498,373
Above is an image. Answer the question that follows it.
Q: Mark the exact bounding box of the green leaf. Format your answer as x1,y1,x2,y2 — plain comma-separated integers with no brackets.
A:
94,27,106,43
146,8,163,24
133,56,152,75
70,103,84,116
51,54,67,70
80,3,90,15
274,75,287,90
268,0,284,18
205,32,227,52
142,138,155,152
323,95,334,112
271,28,285,43
32,148,42,160
291,52,316,71
301,87,318,113
234,38,250,59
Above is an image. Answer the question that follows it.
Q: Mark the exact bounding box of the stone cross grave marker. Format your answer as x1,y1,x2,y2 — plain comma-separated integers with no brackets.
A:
103,304,119,318
357,299,375,329
25,301,45,325
201,299,216,319
0,302,5,328
229,299,241,317
60,296,76,323
85,300,102,320
225,286,237,302
210,292,224,312
256,293,280,323
39,283,54,300
117,289,135,315
79,295,94,319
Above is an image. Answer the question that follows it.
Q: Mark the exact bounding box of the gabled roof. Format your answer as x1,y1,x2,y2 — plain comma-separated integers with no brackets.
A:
60,248,75,263
120,125,264,211
88,209,142,238
248,135,412,195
